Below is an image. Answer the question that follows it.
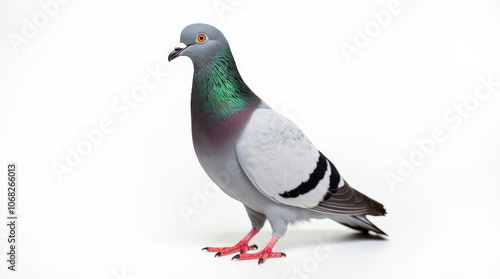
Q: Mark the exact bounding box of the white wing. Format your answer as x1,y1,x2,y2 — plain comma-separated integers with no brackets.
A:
236,108,343,208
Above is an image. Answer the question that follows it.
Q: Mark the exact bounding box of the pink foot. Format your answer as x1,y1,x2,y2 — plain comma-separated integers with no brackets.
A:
202,228,260,257
202,243,259,257
231,236,286,264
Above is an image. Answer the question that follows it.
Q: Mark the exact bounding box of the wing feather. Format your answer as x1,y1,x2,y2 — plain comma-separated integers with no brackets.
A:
236,108,330,208
312,182,387,216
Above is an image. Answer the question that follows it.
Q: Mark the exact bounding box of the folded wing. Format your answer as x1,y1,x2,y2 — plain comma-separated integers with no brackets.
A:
236,108,385,216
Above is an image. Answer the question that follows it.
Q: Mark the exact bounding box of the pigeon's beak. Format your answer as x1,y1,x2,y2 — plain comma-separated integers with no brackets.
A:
168,42,187,62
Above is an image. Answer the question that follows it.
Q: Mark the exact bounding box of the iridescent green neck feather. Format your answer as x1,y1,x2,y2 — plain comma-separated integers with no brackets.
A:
191,47,258,122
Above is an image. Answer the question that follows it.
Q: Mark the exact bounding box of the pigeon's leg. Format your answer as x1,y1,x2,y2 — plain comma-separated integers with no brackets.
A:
231,236,285,264
232,216,286,264
202,206,266,257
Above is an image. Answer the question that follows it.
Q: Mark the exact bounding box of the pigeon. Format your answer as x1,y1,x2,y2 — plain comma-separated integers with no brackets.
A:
168,23,386,264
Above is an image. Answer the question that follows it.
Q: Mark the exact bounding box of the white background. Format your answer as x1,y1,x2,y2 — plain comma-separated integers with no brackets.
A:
1,0,500,278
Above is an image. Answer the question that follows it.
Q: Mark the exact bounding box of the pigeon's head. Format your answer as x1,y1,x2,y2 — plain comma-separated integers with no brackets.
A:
168,23,230,64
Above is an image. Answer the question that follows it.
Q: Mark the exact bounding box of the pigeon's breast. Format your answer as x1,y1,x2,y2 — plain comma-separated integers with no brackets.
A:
191,100,260,148
190,101,269,209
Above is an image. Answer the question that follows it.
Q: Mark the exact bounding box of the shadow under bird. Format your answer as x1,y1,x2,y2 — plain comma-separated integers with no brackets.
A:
168,23,387,264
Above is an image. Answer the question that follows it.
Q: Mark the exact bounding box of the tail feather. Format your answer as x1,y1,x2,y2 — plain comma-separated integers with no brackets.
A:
330,215,387,236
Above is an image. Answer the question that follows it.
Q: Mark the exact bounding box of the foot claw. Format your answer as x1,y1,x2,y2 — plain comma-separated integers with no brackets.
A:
231,249,284,264
202,243,258,257
252,244,258,250
202,228,261,257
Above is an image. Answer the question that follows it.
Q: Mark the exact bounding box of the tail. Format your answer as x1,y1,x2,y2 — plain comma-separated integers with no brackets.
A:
330,215,387,236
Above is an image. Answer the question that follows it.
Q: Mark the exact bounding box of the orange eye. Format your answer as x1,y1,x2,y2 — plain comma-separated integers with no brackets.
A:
197,33,207,43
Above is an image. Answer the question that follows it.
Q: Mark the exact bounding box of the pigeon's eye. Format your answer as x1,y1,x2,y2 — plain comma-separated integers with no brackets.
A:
197,33,207,43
